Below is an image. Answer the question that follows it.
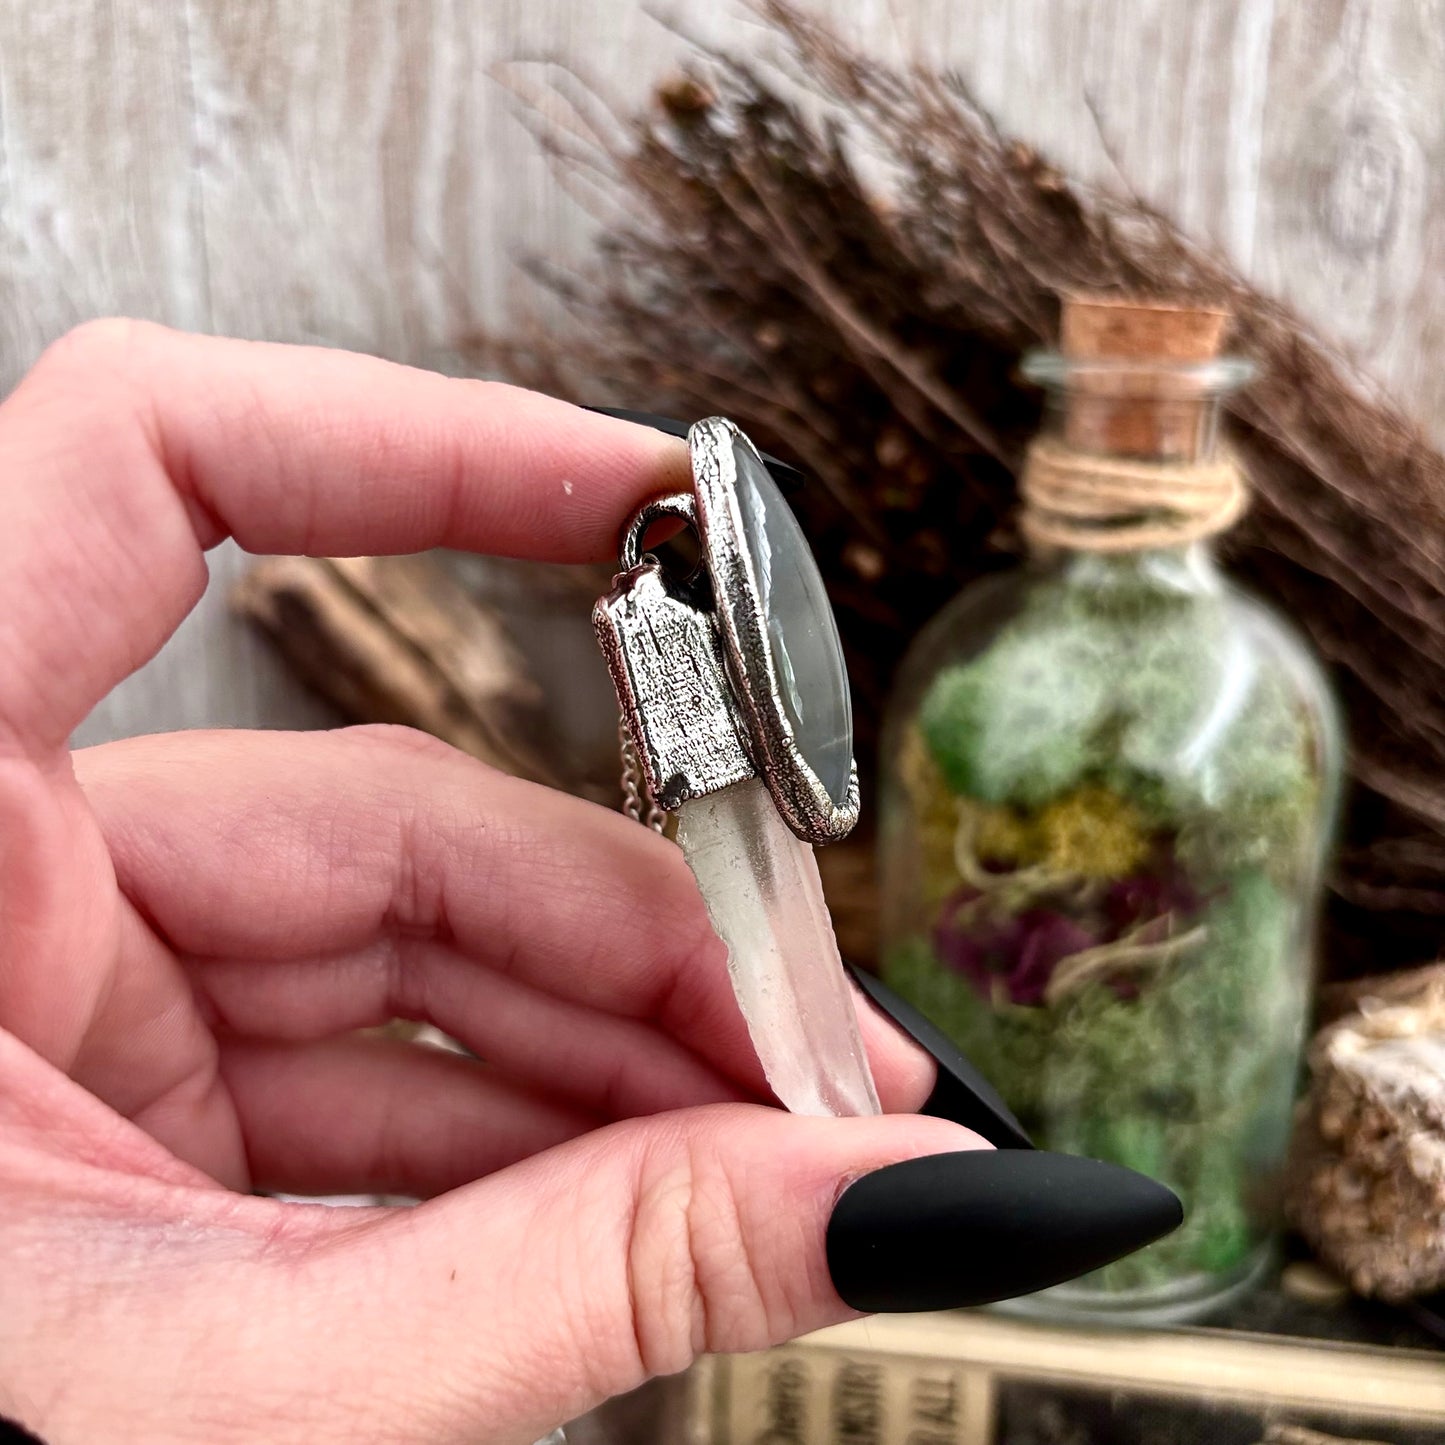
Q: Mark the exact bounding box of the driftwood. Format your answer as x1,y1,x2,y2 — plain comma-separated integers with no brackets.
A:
232,554,570,792
1318,960,1445,1028
1256,1429,1392,1445
1286,972,1445,1300
234,552,882,958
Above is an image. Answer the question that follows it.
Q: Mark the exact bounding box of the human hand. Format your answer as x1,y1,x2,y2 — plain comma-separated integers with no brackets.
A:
0,322,1177,1444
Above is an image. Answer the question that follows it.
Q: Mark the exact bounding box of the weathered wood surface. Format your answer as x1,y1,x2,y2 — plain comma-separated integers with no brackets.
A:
0,0,1439,746
232,553,591,795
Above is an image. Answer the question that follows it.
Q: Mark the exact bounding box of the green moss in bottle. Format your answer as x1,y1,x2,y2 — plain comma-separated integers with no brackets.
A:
878,302,1342,1324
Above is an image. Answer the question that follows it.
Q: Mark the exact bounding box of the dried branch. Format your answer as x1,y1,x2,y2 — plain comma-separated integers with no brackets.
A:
232,555,578,795
462,0,1445,975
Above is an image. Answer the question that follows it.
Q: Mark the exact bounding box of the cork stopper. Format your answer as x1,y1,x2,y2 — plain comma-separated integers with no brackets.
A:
1058,294,1231,459
1062,295,1229,363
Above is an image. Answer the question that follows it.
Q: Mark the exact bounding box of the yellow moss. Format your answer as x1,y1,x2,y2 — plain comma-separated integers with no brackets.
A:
901,726,943,796
901,732,1148,898
900,729,964,905
969,802,1037,866
1037,786,1150,878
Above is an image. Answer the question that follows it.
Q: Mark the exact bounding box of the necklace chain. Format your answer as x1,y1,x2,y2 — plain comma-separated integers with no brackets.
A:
619,719,666,833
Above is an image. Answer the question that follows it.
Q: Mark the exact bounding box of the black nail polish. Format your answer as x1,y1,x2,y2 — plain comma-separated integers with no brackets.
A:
827,1149,1183,1313
844,960,1033,1150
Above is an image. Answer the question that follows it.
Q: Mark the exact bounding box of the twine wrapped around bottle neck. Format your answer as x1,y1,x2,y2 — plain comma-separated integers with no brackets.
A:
1019,434,1248,553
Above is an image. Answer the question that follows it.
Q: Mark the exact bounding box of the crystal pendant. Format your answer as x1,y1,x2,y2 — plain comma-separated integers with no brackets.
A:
731,437,854,807
676,778,879,1118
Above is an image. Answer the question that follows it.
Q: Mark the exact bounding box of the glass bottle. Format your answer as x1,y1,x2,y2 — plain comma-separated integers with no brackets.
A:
878,300,1343,1323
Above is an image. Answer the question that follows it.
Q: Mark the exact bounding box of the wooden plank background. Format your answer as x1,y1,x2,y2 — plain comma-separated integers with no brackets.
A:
0,0,1439,748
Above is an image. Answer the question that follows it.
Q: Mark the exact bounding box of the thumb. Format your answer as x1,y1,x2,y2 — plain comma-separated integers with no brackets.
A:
294,1106,986,1444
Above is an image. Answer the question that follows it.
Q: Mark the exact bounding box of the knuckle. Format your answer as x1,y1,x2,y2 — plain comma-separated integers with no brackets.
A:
623,1123,772,1378
36,317,161,382
341,723,467,767
336,728,478,942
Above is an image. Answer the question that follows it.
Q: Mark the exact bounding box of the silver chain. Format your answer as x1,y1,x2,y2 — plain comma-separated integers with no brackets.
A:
619,718,667,833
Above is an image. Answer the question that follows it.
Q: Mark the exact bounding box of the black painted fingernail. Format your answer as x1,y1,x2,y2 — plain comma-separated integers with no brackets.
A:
844,960,1032,1150
827,1149,1183,1312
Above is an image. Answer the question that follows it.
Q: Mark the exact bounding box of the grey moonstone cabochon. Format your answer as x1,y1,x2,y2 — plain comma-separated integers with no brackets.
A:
731,434,854,805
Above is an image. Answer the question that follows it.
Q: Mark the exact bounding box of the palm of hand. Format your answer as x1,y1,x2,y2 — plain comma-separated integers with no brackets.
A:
0,322,950,1445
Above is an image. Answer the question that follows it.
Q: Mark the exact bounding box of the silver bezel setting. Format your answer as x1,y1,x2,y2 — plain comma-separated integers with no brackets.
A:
688,417,860,844
593,418,861,845
593,552,754,813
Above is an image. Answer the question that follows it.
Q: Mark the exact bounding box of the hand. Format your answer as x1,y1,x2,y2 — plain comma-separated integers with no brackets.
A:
0,321,971,1444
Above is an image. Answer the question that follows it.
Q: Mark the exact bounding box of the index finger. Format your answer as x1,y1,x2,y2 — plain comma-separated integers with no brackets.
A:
0,319,688,752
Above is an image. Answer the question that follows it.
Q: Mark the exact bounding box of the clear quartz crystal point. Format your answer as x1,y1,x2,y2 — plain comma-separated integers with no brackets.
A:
676,778,881,1118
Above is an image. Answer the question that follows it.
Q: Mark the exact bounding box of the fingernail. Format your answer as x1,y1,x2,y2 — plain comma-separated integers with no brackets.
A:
844,960,1032,1150
580,405,805,492
827,1149,1183,1312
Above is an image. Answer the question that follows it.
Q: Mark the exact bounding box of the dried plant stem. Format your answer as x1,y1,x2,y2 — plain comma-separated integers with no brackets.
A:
465,0,1445,974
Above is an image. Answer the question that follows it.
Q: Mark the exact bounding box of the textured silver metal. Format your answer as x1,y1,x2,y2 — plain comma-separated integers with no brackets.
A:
596,418,859,845
593,559,754,811
619,491,697,572
688,418,861,844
